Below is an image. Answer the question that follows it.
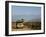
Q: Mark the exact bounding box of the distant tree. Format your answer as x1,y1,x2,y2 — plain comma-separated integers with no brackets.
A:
21,19,24,22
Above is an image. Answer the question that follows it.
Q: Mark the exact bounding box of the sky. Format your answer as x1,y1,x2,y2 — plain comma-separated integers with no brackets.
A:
11,5,41,22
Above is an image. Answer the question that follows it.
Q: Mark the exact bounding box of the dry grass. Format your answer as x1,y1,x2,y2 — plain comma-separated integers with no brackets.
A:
12,22,41,31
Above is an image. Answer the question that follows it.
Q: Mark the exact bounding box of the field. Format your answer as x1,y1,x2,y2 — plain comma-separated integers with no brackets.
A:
12,21,41,31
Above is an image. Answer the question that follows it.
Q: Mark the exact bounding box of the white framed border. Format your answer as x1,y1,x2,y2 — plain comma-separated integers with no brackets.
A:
8,2,44,35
